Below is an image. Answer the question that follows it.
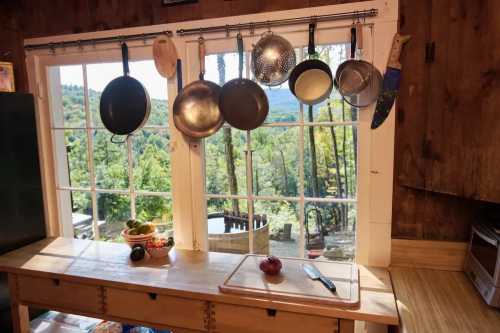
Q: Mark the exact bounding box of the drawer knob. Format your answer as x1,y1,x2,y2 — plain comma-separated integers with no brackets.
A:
148,292,158,300
52,279,60,286
266,309,277,317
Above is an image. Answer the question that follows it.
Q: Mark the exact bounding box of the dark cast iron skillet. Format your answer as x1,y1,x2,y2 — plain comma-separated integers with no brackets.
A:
219,33,269,131
100,43,150,137
289,23,333,105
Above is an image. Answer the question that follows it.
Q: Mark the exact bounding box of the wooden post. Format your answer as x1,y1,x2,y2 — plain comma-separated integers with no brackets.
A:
339,319,355,333
7,274,30,333
283,223,292,241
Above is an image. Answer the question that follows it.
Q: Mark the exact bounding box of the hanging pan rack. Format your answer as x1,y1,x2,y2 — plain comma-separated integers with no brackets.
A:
24,31,173,51
176,9,377,36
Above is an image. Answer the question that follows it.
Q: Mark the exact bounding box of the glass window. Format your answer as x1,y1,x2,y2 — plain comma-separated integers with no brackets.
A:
48,61,172,242
204,43,357,261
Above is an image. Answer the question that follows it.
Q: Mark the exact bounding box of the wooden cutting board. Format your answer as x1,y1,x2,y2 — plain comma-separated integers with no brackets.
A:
219,255,359,308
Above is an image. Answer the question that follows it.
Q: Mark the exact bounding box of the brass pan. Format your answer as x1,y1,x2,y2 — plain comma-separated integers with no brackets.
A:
173,37,223,139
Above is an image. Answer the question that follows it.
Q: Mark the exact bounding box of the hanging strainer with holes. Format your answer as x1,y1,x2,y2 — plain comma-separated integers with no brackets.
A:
251,33,296,86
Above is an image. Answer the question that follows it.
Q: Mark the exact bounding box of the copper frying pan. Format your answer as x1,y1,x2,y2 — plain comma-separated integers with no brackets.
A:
173,37,224,139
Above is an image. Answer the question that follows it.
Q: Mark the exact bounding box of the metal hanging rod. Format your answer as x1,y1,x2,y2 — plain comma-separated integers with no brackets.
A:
25,30,173,51
177,8,377,36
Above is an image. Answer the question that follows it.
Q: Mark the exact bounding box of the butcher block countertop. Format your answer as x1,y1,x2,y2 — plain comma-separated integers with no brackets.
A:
0,237,398,326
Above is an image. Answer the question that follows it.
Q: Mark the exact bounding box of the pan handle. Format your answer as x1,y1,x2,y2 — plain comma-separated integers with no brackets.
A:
308,23,316,57
350,26,356,59
176,59,183,94
237,33,244,80
198,37,205,80
121,43,129,76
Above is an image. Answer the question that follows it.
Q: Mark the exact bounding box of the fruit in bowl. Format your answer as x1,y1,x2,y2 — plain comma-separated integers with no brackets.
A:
145,236,174,258
122,219,156,247
259,256,282,276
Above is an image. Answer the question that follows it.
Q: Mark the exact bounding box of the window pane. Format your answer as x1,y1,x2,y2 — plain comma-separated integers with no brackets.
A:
204,52,245,84
254,200,299,258
63,129,90,188
133,129,170,192
70,191,93,239
93,130,129,190
304,202,355,261
207,198,253,254
251,127,299,197
304,125,357,199
205,128,246,196
129,60,168,127
86,62,122,128
136,195,173,235
97,193,130,241
57,65,85,128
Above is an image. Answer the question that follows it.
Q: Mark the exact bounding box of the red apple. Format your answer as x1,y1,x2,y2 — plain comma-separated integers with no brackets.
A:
259,256,282,275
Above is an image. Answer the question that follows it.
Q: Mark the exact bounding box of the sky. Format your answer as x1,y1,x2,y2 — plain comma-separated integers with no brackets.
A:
58,44,347,100
58,52,286,101
59,60,168,100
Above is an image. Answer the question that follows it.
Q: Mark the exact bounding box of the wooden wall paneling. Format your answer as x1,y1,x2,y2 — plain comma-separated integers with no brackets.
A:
255,0,306,13
88,0,154,32
477,0,500,203
424,1,494,201
395,0,432,189
0,2,28,92
391,186,475,241
391,239,467,271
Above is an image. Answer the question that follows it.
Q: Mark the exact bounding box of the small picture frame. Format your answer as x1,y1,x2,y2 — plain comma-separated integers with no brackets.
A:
0,62,15,92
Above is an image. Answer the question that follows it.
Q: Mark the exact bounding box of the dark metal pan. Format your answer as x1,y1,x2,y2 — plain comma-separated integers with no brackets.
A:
289,23,333,105
219,33,269,131
100,43,151,136
173,37,223,139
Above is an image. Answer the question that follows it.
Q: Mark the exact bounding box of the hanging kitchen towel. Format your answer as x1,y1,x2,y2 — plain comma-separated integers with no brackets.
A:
371,33,411,129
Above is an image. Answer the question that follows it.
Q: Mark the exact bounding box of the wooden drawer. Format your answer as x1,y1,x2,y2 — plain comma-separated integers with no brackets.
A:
17,275,102,314
212,303,338,333
105,287,207,331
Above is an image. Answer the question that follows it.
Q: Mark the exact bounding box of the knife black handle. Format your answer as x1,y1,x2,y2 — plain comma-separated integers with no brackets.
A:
319,276,337,292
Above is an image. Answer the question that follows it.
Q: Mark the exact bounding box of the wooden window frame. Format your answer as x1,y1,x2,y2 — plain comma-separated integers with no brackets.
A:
25,0,398,266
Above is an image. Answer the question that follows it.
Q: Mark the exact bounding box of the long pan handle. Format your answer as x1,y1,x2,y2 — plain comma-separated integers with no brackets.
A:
350,26,356,59
198,37,205,80
176,59,183,94
237,33,244,79
121,42,129,76
308,23,316,56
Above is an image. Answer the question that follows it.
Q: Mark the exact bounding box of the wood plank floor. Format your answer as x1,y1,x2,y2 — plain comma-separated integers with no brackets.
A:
390,267,500,333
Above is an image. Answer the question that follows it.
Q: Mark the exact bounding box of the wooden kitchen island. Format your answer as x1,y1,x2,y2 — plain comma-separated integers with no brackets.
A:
0,238,399,332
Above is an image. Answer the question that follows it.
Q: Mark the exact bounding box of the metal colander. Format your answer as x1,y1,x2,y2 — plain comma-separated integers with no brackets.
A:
251,33,296,86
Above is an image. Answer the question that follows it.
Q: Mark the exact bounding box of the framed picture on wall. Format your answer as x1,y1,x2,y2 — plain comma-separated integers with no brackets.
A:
0,62,15,92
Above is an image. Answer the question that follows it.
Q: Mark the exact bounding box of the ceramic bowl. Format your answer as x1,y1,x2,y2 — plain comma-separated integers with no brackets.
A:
121,229,155,248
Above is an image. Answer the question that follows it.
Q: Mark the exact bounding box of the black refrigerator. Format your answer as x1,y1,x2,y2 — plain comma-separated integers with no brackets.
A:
0,92,47,330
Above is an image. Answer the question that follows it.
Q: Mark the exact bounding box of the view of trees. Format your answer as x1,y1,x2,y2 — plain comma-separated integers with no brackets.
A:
205,44,357,257
60,44,357,256
60,83,172,240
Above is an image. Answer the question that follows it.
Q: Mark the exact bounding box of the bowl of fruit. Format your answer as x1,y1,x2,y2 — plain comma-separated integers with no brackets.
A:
145,236,175,258
121,219,156,248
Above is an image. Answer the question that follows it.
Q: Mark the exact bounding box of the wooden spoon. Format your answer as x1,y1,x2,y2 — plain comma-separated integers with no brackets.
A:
153,34,178,79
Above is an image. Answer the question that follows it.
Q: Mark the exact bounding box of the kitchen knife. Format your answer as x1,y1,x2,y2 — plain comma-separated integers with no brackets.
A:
371,33,411,129
303,263,336,292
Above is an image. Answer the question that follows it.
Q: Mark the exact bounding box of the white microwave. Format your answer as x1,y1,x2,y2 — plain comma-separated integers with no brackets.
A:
464,222,500,307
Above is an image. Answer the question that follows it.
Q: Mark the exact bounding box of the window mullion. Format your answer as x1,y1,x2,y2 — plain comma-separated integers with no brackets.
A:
127,135,136,220
298,47,306,259
246,131,254,254
83,64,100,240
